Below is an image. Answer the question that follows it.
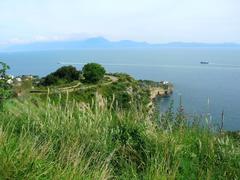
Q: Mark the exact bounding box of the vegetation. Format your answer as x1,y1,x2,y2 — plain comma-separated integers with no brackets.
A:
1,63,239,179
0,62,12,108
99,74,150,109
0,97,239,179
82,63,106,83
41,66,81,86
41,72,150,110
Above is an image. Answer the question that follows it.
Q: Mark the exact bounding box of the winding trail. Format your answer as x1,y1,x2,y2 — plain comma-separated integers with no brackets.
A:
30,75,118,94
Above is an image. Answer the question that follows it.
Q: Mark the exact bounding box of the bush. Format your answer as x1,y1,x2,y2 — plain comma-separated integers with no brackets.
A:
42,74,59,86
82,63,105,83
42,66,81,86
54,66,81,81
0,62,12,108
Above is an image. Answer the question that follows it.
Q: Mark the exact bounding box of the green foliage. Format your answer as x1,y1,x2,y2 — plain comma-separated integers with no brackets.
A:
98,76,149,109
0,98,239,179
82,63,106,83
2,64,239,178
0,62,9,76
54,66,81,81
111,119,148,175
112,73,134,82
36,71,150,110
42,73,59,86
100,81,131,109
0,62,12,108
138,79,160,87
42,66,81,86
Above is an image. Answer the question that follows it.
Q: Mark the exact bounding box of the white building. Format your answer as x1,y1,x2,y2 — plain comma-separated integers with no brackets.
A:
163,81,169,85
15,78,22,82
7,79,14,84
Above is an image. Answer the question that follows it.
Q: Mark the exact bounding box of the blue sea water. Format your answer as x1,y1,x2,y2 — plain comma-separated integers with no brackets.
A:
1,48,240,130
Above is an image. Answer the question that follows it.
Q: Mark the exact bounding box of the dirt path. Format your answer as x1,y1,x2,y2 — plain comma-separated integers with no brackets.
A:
31,75,118,94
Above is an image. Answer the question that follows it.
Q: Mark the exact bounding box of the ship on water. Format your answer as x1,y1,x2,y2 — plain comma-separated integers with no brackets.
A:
200,61,209,64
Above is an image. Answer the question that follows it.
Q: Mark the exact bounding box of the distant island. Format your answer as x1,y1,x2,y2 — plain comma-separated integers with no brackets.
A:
1,37,240,52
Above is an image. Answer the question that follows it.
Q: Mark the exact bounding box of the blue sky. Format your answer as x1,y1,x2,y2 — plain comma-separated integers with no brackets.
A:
0,0,240,46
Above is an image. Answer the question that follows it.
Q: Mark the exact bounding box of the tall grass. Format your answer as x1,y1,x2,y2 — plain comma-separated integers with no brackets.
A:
0,96,239,179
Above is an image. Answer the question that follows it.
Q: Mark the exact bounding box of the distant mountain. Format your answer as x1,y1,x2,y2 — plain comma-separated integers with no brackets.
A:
1,37,150,52
1,37,240,52
155,42,240,48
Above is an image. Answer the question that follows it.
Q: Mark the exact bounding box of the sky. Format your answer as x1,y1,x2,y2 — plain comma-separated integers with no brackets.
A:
0,0,240,46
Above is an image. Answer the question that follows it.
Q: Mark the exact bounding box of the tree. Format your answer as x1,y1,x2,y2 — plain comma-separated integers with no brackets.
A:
53,66,81,82
0,62,12,108
42,66,81,86
82,63,106,83
42,74,59,86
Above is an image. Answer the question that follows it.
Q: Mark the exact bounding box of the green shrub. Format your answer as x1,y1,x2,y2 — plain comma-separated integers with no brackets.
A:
82,63,106,83
42,66,81,86
0,62,12,108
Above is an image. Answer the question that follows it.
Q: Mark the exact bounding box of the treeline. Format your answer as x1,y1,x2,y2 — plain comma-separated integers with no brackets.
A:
41,63,106,86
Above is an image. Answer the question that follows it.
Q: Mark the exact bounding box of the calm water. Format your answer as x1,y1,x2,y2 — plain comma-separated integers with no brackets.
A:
1,48,240,130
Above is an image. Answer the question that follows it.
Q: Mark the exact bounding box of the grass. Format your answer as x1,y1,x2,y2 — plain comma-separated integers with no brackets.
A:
0,96,239,179
34,75,150,111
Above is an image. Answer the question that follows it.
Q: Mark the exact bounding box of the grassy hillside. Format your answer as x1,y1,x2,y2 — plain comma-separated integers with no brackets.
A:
0,96,239,179
34,73,151,110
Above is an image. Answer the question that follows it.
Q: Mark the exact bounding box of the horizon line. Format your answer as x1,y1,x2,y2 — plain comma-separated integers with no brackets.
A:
1,36,240,47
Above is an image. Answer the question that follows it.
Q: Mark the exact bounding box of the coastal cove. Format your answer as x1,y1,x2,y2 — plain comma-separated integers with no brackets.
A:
1,48,240,130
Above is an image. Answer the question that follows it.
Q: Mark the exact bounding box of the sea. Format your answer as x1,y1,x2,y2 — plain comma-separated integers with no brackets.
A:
1,48,240,131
